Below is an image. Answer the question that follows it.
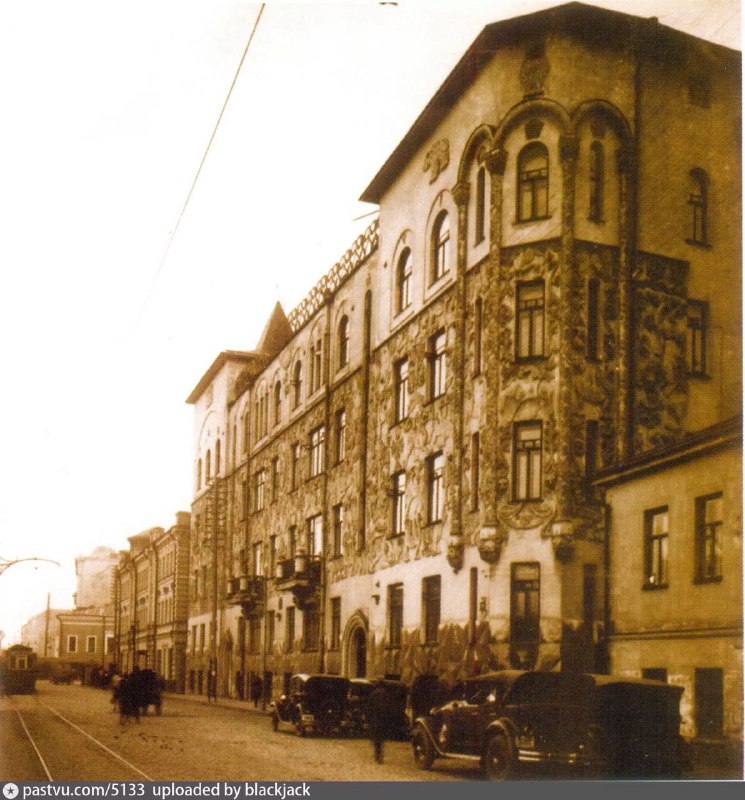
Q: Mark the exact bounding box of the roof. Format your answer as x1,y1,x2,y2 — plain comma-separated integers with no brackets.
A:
256,302,293,358
592,415,742,488
360,2,739,204
186,350,259,405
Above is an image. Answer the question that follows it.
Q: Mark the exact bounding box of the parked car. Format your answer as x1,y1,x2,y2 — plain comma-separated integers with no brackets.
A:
345,678,410,739
411,670,686,780
270,674,350,736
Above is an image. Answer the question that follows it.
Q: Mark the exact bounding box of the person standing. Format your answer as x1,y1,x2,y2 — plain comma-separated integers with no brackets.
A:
365,681,391,764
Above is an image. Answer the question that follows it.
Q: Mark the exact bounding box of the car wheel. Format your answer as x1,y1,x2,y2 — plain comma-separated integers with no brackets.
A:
271,711,279,732
482,730,515,781
412,728,435,770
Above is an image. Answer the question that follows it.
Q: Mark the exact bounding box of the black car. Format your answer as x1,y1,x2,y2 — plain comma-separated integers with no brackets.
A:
270,674,350,736
345,678,409,739
411,670,686,780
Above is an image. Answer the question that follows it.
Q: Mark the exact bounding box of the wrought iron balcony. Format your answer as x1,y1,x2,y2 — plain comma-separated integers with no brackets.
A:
274,554,322,610
226,574,266,617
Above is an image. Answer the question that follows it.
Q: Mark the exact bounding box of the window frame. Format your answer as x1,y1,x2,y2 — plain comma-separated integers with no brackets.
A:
695,492,723,583
686,168,710,247
396,248,413,314
588,140,604,222
422,575,441,645
512,421,543,502
292,360,303,409
686,299,709,377
332,503,343,558
474,165,487,244
515,279,545,361
330,596,341,650
334,409,346,464
510,562,541,645
427,451,445,524
394,357,410,423
254,468,266,512
388,583,404,648
391,470,406,537
517,141,549,222
338,315,350,370
643,506,669,590
428,329,447,400
309,426,326,478
430,210,451,284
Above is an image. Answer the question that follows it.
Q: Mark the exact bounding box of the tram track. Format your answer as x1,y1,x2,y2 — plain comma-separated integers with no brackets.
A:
5,695,155,781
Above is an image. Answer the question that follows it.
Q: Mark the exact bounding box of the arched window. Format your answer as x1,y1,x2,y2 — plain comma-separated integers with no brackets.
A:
687,168,709,246
517,142,549,222
196,459,202,491
215,438,221,477
205,449,212,483
273,381,282,427
396,248,412,313
475,166,487,243
431,211,451,283
338,315,350,369
292,360,303,409
588,141,604,221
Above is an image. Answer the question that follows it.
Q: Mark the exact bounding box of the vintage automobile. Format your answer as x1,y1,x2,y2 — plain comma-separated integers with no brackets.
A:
131,668,163,716
270,674,350,736
345,678,410,739
411,670,686,780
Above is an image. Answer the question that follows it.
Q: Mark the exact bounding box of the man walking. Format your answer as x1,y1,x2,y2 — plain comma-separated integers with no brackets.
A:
365,681,390,764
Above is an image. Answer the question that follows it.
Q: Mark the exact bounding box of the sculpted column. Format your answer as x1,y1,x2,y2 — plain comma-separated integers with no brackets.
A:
477,145,508,564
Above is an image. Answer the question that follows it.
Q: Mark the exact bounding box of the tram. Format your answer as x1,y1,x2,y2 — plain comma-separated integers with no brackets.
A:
0,644,38,694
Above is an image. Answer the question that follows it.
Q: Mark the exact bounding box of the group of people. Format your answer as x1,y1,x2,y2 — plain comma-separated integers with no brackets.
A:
111,667,163,723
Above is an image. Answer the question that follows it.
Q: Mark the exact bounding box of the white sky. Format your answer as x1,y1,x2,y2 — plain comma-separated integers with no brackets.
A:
0,0,739,645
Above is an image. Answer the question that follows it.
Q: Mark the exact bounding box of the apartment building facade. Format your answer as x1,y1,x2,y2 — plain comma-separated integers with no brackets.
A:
184,2,741,740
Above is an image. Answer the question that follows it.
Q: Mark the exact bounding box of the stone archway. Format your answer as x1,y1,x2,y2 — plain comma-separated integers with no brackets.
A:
342,612,369,678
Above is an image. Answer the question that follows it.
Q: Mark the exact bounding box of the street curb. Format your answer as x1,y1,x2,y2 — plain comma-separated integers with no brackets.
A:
163,692,270,716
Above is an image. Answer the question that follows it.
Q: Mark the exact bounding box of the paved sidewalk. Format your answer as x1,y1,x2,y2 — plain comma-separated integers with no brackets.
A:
163,691,270,715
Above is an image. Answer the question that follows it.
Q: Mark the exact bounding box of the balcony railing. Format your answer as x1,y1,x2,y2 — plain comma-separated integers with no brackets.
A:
226,574,266,617
274,554,322,609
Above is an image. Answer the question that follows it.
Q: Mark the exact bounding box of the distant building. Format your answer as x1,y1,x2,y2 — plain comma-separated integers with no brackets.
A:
112,513,191,690
20,607,67,658
74,546,119,611
57,609,112,682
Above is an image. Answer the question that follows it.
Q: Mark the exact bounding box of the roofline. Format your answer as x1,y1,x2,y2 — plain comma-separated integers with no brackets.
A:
186,350,259,404
592,416,742,488
360,2,740,204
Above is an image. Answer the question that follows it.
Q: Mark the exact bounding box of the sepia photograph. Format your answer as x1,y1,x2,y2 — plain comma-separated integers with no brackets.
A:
0,0,741,786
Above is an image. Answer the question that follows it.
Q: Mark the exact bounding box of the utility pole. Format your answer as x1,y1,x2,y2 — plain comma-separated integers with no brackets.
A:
209,476,219,700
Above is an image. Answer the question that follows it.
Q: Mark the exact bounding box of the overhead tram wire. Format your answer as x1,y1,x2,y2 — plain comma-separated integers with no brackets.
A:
136,3,266,323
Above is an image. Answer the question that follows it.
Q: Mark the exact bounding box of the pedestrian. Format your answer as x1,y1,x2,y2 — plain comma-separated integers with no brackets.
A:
365,680,391,764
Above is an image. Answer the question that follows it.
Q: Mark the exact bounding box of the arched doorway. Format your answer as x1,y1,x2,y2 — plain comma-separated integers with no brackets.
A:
342,613,369,678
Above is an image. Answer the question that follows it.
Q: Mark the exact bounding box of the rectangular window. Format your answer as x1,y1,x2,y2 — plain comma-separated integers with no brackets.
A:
422,575,441,645
388,583,404,647
586,278,600,361
199,623,205,651
289,526,298,559
335,410,346,464
644,507,669,589
309,426,325,478
271,457,280,502
241,480,249,520
428,330,447,400
427,452,444,523
291,443,301,490
687,300,708,376
266,611,275,650
330,597,341,650
516,280,545,359
513,421,543,501
471,432,480,511
394,357,409,422
695,668,724,738
303,606,320,651
87,635,96,654
286,607,295,653
391,471,406,536
307,514,322,557
252,542,262,576
511,563,540,644
332,504,343,558
695,492,723,582
254,469,266,512
67,635,78,653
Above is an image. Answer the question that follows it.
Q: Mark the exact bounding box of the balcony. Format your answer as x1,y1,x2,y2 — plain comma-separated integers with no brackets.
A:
226,574,266,617
274,554,322,610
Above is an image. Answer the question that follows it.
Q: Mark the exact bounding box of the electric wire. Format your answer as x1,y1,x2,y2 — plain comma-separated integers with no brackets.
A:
137,3,266,321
